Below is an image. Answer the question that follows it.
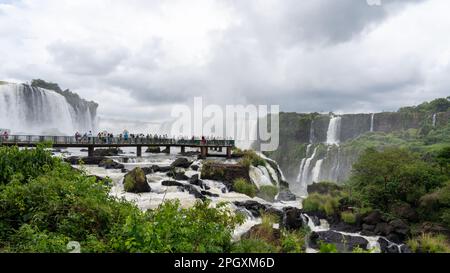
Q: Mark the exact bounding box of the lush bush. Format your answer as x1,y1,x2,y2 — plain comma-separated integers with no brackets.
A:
0,144,58,185
407,233,450,253
238,150,266,168
302,193,340,216
280,229,307,253
231,239,278,253
233,178,257,198
349,147,445,211
258,185,278,202
0,146,245,253
319,242,338,253
341,211,357,225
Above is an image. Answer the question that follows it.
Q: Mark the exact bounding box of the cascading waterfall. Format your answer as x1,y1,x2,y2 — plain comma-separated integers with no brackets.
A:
370,113,375,132
0,83,96,135
432,113,437,127
326,116,342,145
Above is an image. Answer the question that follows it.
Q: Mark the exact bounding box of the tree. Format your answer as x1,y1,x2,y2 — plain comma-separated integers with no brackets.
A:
349,147,444,211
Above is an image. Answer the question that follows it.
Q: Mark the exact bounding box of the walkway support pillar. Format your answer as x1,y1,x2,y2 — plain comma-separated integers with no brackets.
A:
218,147,223,152
88,146,94,157
137,146,142,157
181,146,185,154
201,146,208,158
165,146,171,154
226,147,232,159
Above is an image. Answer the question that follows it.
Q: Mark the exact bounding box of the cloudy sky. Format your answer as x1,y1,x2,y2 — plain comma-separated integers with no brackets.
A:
1,0,449,122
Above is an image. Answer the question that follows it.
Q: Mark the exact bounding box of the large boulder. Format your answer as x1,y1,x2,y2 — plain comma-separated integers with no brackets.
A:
123,167,151,193
378,238,401,253
309,231,369,252
275,189,297,201
281,207,304,230
151,165,174,173
65,156,105,165
171,158,192,168
189,175,210,190
167,172,189,181
93,148,123,157
234,201,269,218
146,147,161,153
363,210,383,225
374,222,394,236
389,219,410,241
98,159,125,170
391,203,419,222
162,181,206,200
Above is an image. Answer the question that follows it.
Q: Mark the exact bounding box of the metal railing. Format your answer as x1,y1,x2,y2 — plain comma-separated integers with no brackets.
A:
0,135,235,147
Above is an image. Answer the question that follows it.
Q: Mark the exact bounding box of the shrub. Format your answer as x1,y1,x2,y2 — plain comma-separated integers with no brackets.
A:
319,242,338,253
280,229,306,253
407,233,450,253
231,239,278,253
341,211,357,225
234,178,257,198
0,144,58,185
302,193,340,216
238,150,266,168
258,185,278,202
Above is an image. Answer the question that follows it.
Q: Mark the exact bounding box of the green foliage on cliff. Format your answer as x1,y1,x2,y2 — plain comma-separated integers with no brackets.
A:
302,193,340,216
407,233,450,253
399,97,450,114
0,144,58,185
234,178,257,198
0,146,244,253
349,147,446,211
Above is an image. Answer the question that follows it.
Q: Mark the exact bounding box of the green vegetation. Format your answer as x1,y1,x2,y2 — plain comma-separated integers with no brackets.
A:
341,211,357,225
234,149,266,168
258,185,279,202
232,212,307,253
0,143,58,185
407,233,450,253
233,178,257,198
0,145,244,253
302,193,340,216
399,97,450,114
318,242,338,253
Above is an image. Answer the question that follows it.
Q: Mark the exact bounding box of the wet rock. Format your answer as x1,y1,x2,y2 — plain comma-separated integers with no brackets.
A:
265,207,284,220
378,238,401,253
167,172,189,181
151,165,173,173
141,167,153,175
309,231,369,252
191,165,200,171
363,210,383,226
275,189,296,201
362,224,375,232
400,245,413,253
201,191,219,198
391,203,419,222
123,167,151,193
162,181,206,200
233,201,268,218
171,158,192,168
189,175,209,190
65,156,105,165
93,148,123,157
241,224,281,242
281,207,303,230
389,219,410,241
374,222,393,236
98,159,125,170
146,147,161,153
330,222,361,233
307,182,342,195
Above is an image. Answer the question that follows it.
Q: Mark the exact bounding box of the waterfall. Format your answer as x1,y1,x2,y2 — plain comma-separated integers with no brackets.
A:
370,113,375,132
311,159,323,183
326,116,342,145
432,113,437,127
296,144,312,182
0,83,96,135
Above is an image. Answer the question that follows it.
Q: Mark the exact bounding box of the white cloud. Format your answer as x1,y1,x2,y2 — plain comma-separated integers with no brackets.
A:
0,0,448,123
